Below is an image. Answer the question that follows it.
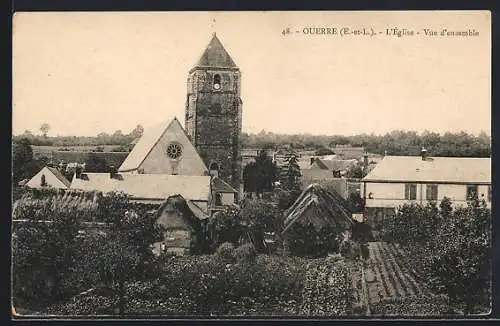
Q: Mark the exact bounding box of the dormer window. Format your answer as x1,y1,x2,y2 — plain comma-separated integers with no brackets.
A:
213,74,221,90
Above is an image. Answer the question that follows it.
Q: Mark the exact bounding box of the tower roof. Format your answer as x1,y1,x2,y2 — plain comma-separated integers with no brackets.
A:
193,33,238,69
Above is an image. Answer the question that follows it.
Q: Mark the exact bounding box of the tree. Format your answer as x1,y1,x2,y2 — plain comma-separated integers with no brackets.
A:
279,151,302,197
129,124,144,138
87,152,109,173
207,206,245,249
243,151,278,194
23,130,34,137
381,198,491,314
315,147,335,156
286,224,342,258
40,123,51,137
425,199,491,313
12,138,34,183
79,192,164,314
240,199,284,253
12,200,84,307
346,165,364,179
346,191,364,213
112,130,123,138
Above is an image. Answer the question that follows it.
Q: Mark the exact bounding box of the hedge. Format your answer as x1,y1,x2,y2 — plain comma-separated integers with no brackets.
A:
43,251,354,316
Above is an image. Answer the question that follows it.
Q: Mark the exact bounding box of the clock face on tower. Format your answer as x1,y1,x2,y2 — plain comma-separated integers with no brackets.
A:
213,83,221,90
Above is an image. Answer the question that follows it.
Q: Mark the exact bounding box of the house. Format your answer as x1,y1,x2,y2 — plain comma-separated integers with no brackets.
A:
25,166,71,189
152,194,210,256
300,169,349,199
361,149,491,226
282,183,354,240
211,176,238,208
309,157,358,177
119,117,208,176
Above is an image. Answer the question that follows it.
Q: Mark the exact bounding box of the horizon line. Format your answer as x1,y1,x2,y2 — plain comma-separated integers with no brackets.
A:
12,128,492,139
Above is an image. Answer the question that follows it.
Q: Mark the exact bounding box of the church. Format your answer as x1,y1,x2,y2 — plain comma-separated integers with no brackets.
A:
67,33,243,217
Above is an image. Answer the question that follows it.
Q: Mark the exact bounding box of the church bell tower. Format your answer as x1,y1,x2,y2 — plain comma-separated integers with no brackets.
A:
185,33,242,193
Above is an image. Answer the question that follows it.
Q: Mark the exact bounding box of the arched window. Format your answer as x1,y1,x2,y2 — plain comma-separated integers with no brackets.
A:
213,74,221,90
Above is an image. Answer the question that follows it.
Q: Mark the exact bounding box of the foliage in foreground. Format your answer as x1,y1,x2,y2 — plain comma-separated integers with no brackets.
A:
380,198,491,314
370,295,452,317
44,246,354,317
12,191,164,312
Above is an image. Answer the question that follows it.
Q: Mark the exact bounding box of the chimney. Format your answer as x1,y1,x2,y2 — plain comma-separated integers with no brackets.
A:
310,157,315,165
363,154,369,174
421,147,428,161
75,166,83,179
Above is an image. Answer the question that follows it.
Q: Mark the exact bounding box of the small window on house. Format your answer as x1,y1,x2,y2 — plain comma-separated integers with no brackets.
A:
160,243,166,251
426,184,438,201
40,174,47,187
215,193,222,206
466,184,478,200
404,183,417,200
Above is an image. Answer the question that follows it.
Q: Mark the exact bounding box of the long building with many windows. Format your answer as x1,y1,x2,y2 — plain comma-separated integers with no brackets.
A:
361,149,491,226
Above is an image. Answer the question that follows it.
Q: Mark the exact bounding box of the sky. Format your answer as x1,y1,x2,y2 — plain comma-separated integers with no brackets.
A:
12,11,491,137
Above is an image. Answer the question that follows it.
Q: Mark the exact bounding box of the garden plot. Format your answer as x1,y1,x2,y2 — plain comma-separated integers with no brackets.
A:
365,241,426,305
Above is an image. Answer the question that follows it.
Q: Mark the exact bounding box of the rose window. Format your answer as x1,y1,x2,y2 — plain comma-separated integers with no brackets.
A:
167,143,183,160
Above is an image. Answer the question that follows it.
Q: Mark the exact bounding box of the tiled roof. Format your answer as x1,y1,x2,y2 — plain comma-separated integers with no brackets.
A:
362,156,491,184
155,195,209,228
301,169,334,180
46,166,72,188
70,173,211,202
282,184,353,235
312,158,358,171
186,200,209,220
194,33,238,69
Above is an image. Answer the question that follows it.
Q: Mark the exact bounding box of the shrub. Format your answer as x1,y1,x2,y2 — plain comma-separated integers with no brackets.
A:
300,257,354,316
233,243,257,263
43,253,357,317
286,224,343,258
380,198,491,315
340,239,361,260
216,242,235,262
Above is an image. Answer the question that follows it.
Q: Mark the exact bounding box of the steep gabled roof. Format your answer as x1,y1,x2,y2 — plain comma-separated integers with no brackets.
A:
118,117,207,174
362,156,491,184
46,166,72,188
282,183,353,235
119,119,175,172
193,33,238,69
155,194,209,223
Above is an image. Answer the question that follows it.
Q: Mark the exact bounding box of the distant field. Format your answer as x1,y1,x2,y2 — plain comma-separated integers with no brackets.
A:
32,145,127,159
